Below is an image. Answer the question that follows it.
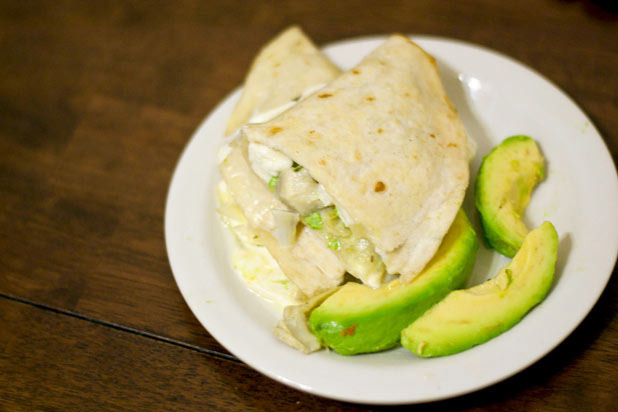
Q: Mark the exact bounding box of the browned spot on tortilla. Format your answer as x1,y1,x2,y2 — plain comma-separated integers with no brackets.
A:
366,96,375,101
352,69,360,74
308,130,315,134
340,324,358,336
354,150,362,161
429,134,436,138
273,62,280,67
447,142,458,148
377,128,384,134
413,155,418,160
318,93,333,98
319,158,327,166
374,181,386,192
404,92,411,97
379,60,386,66
269,127,283,135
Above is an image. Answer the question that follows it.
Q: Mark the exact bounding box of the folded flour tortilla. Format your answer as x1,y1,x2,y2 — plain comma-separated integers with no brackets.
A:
225,26,341,135
242,35,470,283
219,27,344,298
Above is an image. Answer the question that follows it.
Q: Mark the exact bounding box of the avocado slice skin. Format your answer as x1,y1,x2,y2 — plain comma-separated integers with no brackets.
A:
475,135,544,257
308,210,479,356
401,221,558,358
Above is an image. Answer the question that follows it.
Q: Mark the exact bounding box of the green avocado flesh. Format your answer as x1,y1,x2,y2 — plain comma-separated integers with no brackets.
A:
401,221,558,358
475,135,544,257
308,210,479,355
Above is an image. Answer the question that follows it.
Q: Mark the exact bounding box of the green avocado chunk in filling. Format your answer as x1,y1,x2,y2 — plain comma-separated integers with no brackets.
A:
302,211,323,230
268,175,279,191
303,206,385,285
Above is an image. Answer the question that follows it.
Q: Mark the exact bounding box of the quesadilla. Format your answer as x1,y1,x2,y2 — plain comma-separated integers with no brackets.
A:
242,34,470,284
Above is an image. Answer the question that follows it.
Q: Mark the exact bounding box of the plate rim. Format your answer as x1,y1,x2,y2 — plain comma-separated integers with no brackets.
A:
164,34,618,405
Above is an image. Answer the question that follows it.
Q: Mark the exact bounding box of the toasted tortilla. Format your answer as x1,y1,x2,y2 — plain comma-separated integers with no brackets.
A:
225,26,341,135
243,35,470,282
220,26,346,297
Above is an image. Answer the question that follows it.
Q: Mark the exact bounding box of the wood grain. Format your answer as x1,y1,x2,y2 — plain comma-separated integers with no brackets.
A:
0,0,616,409
0,281,615,411
0,298,352,411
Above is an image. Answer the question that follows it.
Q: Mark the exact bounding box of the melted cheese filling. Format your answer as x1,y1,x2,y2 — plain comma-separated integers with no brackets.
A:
216,181,305,307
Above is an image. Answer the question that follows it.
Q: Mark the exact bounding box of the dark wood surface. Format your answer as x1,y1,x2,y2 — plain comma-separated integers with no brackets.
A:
0,0,616,410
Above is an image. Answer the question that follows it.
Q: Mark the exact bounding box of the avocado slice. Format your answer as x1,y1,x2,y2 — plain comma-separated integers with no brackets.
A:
401,221,558,357
308,210,478,355
475,135,544,257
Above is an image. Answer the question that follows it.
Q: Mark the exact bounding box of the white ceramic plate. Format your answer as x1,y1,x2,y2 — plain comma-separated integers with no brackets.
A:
165,36,618,404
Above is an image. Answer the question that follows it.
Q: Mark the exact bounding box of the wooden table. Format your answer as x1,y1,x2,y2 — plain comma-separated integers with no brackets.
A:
1,1,616,410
